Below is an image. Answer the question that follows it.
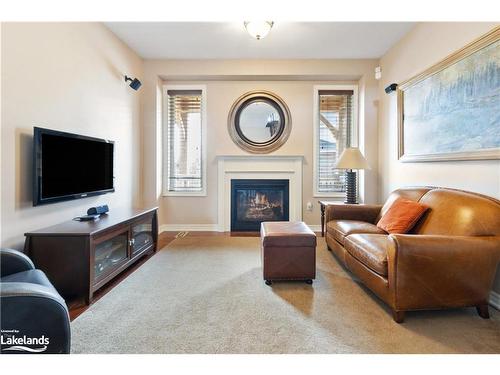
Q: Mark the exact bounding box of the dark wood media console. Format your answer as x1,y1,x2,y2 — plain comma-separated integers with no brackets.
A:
24,207,158,305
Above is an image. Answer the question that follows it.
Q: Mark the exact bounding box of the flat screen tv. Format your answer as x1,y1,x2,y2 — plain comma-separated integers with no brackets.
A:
33,127,114,206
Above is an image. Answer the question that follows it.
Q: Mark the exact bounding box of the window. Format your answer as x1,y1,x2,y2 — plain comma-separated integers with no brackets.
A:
313,85,357,196
163,86,206,196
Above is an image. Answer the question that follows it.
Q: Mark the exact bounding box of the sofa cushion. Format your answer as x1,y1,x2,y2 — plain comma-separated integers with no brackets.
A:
376,198,428,234
344,234,393,277
327,220,386,245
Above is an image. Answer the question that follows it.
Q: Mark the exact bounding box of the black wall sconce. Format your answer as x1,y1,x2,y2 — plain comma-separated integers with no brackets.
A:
385,83,398,94
125,75,142,91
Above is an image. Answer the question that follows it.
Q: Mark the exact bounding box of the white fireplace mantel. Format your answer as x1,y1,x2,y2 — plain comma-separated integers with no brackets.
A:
216,155,303,231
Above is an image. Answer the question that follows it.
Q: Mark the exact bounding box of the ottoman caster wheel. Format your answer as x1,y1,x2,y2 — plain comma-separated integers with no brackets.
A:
265,280,272,286
305,279,313,285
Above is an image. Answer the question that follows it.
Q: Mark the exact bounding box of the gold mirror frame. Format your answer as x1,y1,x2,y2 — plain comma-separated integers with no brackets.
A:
228,91,292,154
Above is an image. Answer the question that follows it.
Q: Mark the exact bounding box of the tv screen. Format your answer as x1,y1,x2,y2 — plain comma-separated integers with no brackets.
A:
33,127,114,206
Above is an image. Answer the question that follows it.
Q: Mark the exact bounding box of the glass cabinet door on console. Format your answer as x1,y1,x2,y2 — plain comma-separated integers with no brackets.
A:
94,232,128,281
131,216,154,257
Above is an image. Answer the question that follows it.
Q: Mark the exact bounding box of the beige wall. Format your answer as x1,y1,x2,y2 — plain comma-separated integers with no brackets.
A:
377,22,500,294
1,22,143,249
141,60,380,228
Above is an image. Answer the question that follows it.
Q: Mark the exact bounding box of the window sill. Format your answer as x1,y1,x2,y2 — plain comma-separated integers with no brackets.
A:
162,191,207,197
313,193,345,198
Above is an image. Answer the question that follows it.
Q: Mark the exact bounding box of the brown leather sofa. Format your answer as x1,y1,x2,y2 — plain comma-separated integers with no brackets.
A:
325,187,500,323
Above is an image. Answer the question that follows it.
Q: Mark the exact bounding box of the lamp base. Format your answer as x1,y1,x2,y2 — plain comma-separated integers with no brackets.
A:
345,170,358,204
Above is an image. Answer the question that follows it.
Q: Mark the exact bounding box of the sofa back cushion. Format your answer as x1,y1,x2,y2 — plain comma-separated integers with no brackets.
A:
412,189,500,236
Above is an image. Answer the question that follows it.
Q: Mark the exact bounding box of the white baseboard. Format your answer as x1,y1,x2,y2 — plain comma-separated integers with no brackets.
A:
160,224,220,232
307,225,321,232
490,291,500,310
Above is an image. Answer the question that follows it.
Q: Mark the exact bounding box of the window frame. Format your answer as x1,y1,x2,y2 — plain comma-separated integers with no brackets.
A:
162,84,207,197
312,84,359,198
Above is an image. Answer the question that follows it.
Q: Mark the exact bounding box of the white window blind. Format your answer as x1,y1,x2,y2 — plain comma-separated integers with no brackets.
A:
316,89,354,193
166,89,204,193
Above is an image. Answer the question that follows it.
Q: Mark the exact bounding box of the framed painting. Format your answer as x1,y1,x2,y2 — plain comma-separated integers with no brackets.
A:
397,27,500,162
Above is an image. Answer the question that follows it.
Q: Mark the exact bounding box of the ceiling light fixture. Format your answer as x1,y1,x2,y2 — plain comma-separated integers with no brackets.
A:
244,21,274,40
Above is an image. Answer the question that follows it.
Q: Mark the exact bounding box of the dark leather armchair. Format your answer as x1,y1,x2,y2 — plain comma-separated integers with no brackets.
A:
1,248,70,353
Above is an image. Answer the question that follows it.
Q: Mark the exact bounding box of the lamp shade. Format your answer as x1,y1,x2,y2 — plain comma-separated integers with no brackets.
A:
335,147,370,170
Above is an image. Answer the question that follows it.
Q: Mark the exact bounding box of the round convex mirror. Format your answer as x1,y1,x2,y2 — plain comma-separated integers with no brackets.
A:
238,100,282,144
228,91,291,153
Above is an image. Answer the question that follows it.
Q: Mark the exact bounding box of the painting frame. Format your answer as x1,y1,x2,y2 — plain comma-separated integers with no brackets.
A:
397,27,500,162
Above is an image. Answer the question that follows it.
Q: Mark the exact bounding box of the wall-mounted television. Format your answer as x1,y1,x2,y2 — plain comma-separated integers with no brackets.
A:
33,127,114,206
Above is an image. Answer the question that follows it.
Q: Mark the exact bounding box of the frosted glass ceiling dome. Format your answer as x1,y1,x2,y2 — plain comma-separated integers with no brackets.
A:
244,21,274,40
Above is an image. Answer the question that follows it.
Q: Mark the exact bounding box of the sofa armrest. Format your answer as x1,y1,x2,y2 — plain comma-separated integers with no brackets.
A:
1,282,70,353
325,204,382,224
387,235,500,310
1,248,35,277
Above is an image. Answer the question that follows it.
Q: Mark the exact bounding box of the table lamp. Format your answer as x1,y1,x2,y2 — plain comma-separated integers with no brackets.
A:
334,147,370,204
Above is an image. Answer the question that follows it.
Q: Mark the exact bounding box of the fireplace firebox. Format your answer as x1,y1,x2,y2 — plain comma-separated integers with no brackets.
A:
231,179,289,231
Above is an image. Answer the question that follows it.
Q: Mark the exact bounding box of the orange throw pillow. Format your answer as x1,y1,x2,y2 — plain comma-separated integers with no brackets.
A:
376,198,428,234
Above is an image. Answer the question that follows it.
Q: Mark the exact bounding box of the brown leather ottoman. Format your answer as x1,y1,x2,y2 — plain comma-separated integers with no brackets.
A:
260,221,317,285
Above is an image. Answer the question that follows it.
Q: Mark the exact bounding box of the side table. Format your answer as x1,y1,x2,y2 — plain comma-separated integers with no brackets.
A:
318,200,345,237
318,200,342,237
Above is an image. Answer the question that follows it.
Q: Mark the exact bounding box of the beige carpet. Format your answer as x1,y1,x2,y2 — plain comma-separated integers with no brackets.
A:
71,236,500,353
